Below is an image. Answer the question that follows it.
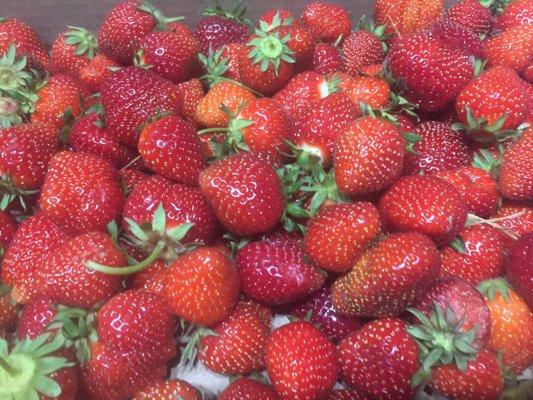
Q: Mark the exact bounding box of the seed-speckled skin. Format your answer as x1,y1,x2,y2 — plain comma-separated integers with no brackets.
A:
78,53,118,93
495,0,533,30
338,318,420,400
199,300,271,375
341,30,384,75
326,389,373,400
219,378,280,400
133,379,202,400
176,78,204,126
340,76,390,110
334,116,406,196
444,0,492,35
16,294,56,339
301,2,351,43
375,0,444,36
499,128,533,200
313,43,343,75
379,175,468,244
266,321,339,400
507,233,533,309
39,151,124,236
49,29,91,76
164,246,239,326
413,277,491,350
332,232,440,317
236,235,325,305
304,202,381,272
194,16,249,54
429,350,503,400
199,152,284,236
0,211,16,250
485,25,533,73
493,201,533,252
441,225,504,285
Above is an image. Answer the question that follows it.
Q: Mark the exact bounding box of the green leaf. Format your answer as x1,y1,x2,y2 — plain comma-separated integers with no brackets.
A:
167,222,194,242
423,348,443,371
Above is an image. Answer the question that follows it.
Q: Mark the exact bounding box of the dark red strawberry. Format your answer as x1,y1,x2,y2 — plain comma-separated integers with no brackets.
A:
499,127,533,200
219,377,279,400
49,26,98,77
312,42,343,75
301,2,351,42
506,232,533,309
236,235,325,305
133,379,202,400
341,29,385,75
338,318,420,400
0,210,16,252
444,0,492,35
266,321,339,400
432,18,485,59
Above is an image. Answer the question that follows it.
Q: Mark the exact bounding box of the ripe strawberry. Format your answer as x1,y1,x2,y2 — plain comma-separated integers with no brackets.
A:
288,284,362,343
259,9,295,24
478,278,533,374
195,81,256,128
429,350,503,400
301,2,351,42
236,235,325,305
499,128,533,199
506,233,533,309
334,116,406,196
138,115,205,185
39,151,124,235
326,390,373,400
198,300,271,375
100,66,182,147
0,286,18,333
341,29,385,75
16,294,56,339
304,202,381,272
339,75,390,109
485,25,533,73
436,166,500,218
374,0,444,36
379,175,468,244
444,0,492,35
0,122,58,191
388,29,474,111
127,260,167,295
133,379,202,400
0,210,16,250
455,66,529,141
78,53,119,93
332,232,440,317
135,26,200,83
50,27,98,77
493,201,533,251
266,321,339,400
219,377,279,400
176,78,204,126
164,246,239,326
338,318,420,400
312,42,343,75
494,0,533,30
403,121,472,175
220,42,246,81
199,152,284,236
433,18,485,59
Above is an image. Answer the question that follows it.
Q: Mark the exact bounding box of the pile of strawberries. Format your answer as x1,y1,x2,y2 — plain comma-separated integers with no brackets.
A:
0,0,532,399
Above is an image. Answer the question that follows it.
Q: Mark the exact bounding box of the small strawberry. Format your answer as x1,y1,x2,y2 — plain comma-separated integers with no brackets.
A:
219,377,279,400
176,78,205,126
332,232,440,317
485,25,533,74
374,0,444,36
494,0,533,30
338,318,420,400
50,26,98,77
301,2,351,42
444,0,493,35
379,175,468,244
266,321,339,400
506,233,533,309
341,29,385,75
78,53,119,93
164,246,239,326
133,379,202,400
312,42,343,75
499,128,533,199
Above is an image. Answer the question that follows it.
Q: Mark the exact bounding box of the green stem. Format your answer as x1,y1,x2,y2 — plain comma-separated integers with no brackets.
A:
85,241,166,275
197,127,230,135
0,356,18,376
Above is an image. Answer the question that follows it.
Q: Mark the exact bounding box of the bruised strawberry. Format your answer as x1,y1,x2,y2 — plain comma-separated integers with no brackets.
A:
133,379,202,400
219,378,279,400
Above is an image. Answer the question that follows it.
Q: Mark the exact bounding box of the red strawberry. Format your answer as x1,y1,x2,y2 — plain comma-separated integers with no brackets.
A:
338,74,391,110
266,321,339,400
236,235,325,305
138,115,205,186
485,25,533,73
332,232,440,317
199,152,284,236
493,201,533,251
495,0,533,30
176,78,205,126
198,300,271,375
433,18,485,59
506,233,533,309
164,246,240,326
326,389,373,400
100,66,182,147
50,27,98,77
288,284,362,343
220,42,246,81
341,29,385,75
0,287,18,333
0,210,16,250
338,318,420,400
403,121,472,175
334,116,406,196
128,260,167,295
379,175,468,244
133,379,202,400
259,9,295,25
78,53,119,93
219,377,279,400
16,294,56,339
120,168,147,194
312,42,343,75
444,0,492,35
499,128,533,199
301,2,351,42
374,0,444,36
304,202,381,273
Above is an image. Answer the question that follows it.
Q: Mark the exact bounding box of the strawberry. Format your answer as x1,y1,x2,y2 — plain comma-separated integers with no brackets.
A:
374,0,444,36
128,260,167,295
338,75,391,109
492,201,533,251
485,25,533,73
478,278,533,374
326,390,373,400
78,53,119,93
499,128,533,199
332,232,440,317
494,0,533,30
312,42,343,75
0,210,16,251
334,116,406,196
444,0,493,35
176,78,205,126
199,152,284,236
135,26,200,83
433,18,485,59
49,26,98,77
133,379,202,400
455,66,529,141
219,377,279,400
164,246,239,326
288,284,362,343
236,235,325,305
379,175,468,244
138,115,205,186
341,29,385,75
506,233,533,309
195,81,256,128
220,42,246,81
338,318,420,400
198,299,271,375
266,321,339,400
403,121,472,175
304,202,381,272
39,151,124,235
436,166,500,218
16,294,56,339
100,66,182,147
428,350,503,400
301,2,351,42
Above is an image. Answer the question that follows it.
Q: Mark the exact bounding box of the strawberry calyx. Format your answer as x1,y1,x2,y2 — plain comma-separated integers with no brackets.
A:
471,148,503,177
0,332,72,399
136,1,185,32
202,0,254,29
132,48,152,70
358,16,391,52
0,174,39,211
476,278,511,302
0,45,33,93
64,26,98,60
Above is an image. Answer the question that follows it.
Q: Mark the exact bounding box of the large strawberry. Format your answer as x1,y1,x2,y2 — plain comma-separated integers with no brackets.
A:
49,26,98,77
219,377,279,400
494,0,533,30
301,2,351,42
499,128,532,199
485,25,533,74
133,379,202,400
0,17,49,70
444,0,492,35
506,233,533,309
374,0,444,36
492,201,533,251
332,232,440,317
266,321,339,400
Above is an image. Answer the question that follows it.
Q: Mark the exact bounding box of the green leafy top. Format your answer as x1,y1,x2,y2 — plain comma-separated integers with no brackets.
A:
202,0,254,29
198,47,230,89
64,26,98,60
477,278,511,302
137,1,185,31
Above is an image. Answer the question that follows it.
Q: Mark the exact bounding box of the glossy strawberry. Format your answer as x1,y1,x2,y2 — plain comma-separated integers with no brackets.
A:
499,128,533,199
485,25,533,74
133,379,202,400
341,29,384,75
326,389,373,400
493,201,533,251
494,0,533,30
301,2,351,42
49,27,98,77
312,42,343,75
78,53,119,93
176,78,204,126
194,11,250,54
16,294,56,339
506,233,533,309
444,0,492,35
338,75,390,109
219,378,279,400
374,0,444,36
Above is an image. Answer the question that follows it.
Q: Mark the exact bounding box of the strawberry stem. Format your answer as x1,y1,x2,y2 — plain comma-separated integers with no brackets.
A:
197,127,230,135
